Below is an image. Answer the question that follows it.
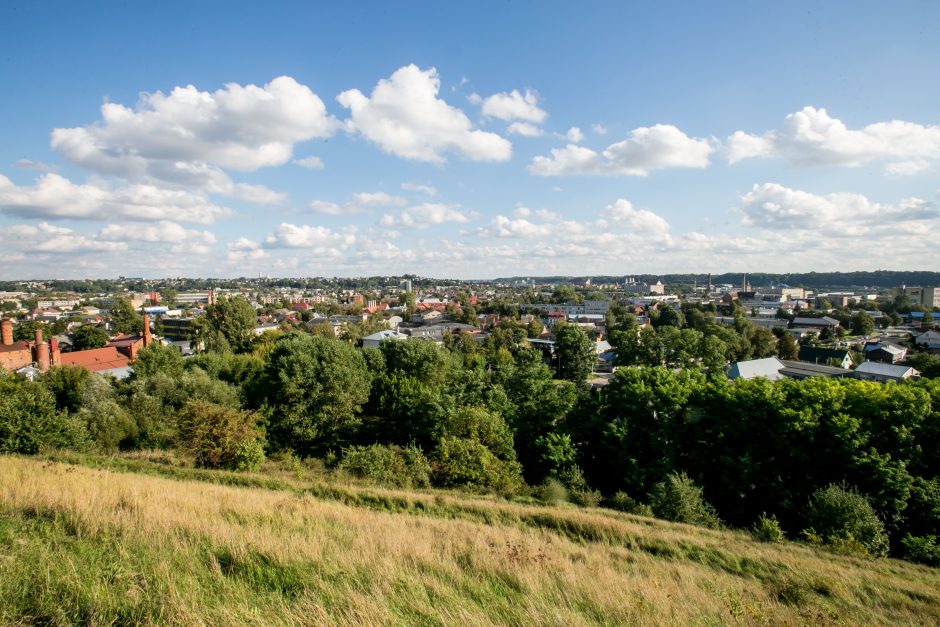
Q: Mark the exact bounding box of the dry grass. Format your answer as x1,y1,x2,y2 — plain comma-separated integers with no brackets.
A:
1,455,939,625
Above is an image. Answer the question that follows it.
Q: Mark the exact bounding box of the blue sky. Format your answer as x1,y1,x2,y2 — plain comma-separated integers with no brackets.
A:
1,1,939,279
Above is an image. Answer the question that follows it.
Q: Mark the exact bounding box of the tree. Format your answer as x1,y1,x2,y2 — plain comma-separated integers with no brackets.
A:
654,305,685,329
176,400,265,471
803,484,889,558
70,325,110,351
554,323,595,383
648,472,721,529
852,311,876,337
195,296,257,353
0,372,89,454
160,288,178,308
773,328,799,360
109,297,143,334
551,284,579,304
261,334,373,456
12,320,51,342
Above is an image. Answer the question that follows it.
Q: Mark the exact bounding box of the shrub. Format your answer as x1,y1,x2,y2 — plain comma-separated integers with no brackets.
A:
432,436,523,495
339,444,431,488
648,472,721,529
0,372,90,454
571,488,603,508
539,478,569,504
803,484,889,558
175,400,265,471
752,513,785,543
606,491,653,516
901,534,940,567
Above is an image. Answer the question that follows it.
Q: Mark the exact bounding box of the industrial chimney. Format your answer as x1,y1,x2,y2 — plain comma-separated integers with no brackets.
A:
1,318,12,346
33,329,50,373
142,314,152,347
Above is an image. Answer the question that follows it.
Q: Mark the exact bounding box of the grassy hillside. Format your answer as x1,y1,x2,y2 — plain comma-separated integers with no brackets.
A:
1,455,939,625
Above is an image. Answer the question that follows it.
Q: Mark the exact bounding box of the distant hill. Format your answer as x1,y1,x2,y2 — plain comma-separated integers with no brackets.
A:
498,271,940,289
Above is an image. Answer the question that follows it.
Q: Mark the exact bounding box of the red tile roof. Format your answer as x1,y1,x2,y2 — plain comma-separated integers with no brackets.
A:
60,347,131,372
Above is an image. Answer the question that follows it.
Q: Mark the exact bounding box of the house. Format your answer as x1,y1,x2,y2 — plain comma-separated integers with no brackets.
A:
791,316,840,329
853,361,920,383
727,357,786,381
361,329,408,349
778,360,852,380
798,346,854,369
914,329,940,350
864,342,907,364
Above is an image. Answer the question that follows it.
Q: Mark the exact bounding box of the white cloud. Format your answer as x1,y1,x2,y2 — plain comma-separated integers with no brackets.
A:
0,173,231,224
477,215,553,238
379,203,478,228
566,127,584,143
739,182,937,235
401,182,437,197
98,220,216,254
507,122,543,137
0,222,127,254
727,106,940,174
14,159,55,171
604,199,671,235
591,123,608,135
337,65,512,163
263,223,357,251
293,155,324,169
53,76,336,173
478,89,547,123
226,237,268,262
309,191,405,215
530,124,713,176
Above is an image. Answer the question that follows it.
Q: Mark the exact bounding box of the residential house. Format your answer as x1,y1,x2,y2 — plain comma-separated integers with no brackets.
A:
853,361,920,383
798,346,854,369
864,342,907,364
914,329,940,350
361,329,409,349
727,357,787,381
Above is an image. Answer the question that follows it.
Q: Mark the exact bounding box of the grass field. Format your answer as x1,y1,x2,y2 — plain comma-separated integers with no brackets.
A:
1,453,939,625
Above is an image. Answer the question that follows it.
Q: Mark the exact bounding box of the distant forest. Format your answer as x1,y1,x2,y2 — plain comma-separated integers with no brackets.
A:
503,271,940,290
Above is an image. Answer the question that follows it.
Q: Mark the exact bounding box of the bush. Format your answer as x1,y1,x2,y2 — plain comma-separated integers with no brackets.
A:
803,484,889,558
648,472,721,529
432,436,523,495
0,372,90,454
901,534,940,567
539,478,569,504
606,491,653,516
175,400,265,471
752,513,785,543
571,488,603,508
339,444,431,488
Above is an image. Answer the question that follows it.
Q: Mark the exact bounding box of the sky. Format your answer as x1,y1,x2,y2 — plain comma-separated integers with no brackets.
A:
1,1,939,280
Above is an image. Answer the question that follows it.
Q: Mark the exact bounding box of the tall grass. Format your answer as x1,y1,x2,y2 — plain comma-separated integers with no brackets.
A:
1,455,938,625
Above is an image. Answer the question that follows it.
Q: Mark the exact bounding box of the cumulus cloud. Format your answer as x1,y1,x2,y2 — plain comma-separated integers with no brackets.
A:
378,203,478,228
337,65,512,163
477,89,547,123
309,191,405,215
565,127,584,143
591,123,608,135
530,124,713,176
726,106,940,174
604,198,671,235
14,159,55,171
263,223,357,251
293,155,324,169
226,237,268,262
98,220,217,254
739,182,938,235
0,222,127,254
507,122,543,137
401,182,437,197
476,215,553,238
0,173,232,224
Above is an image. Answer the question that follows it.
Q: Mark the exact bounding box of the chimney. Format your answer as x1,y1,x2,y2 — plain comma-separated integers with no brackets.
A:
34,329,50,373
50,338,60,367
1,317,12,346
141,314,152,347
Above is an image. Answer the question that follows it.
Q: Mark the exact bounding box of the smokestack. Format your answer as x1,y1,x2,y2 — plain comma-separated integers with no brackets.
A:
50,338,60,367
34,329,50,373
142,314,152,347
1,318,11,346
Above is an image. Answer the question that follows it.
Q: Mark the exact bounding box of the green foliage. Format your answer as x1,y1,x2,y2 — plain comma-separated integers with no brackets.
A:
432,436,523,494
261,334,372,456
648,472,721,529
132,343,185,379
851,311,875,337
554,323,595,383
438,406,516,462
803,484,889,558
539,478,569,504
41,366,90,413
0,372,90,454
175,400,265,471
70,324,110,351
606,491,653,516
339,444,431,488
109,297,143,334
901,534,940,566
12,320,51,342
195,296,258,353
78,375,137,452
752,513,785,543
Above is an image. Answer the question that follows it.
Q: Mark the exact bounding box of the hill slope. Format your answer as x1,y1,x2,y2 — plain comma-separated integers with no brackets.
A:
1,455,938,625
